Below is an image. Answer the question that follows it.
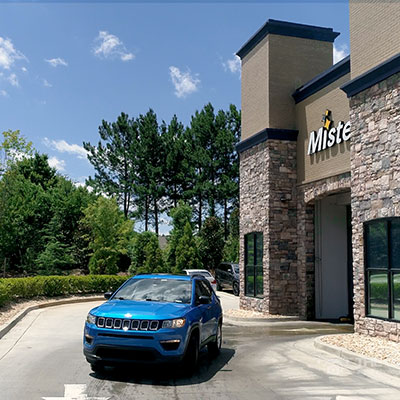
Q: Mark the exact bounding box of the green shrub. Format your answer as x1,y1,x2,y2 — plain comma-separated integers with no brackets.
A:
0,275,129,307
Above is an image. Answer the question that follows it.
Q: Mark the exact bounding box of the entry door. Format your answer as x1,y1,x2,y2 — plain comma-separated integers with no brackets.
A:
315,195,350,320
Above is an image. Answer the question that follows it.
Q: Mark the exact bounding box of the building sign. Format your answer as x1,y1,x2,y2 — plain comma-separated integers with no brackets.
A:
307,110,351,155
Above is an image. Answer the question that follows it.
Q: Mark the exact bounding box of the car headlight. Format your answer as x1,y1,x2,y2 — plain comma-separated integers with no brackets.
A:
162,318,186,329
86,313,96,325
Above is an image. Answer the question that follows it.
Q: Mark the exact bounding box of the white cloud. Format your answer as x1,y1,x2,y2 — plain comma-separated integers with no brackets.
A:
43,137,88,159
93,31,134,62
333,44,349,64
7,73,18,87
45,57,68,67
0,37,26,70
169,66,200,98
43,79,52,88
0,89,8,97
222,54,241,75
48,156,66,172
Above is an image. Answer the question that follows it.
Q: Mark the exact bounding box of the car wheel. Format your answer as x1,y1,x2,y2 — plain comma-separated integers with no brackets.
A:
183,333,199,375
208,322,222,357
217,281,222,291
90,362,104,373
233,281,240,296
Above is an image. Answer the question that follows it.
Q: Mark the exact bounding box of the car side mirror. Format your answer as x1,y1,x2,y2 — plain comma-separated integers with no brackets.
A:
198,295,211,305
104,291,113,300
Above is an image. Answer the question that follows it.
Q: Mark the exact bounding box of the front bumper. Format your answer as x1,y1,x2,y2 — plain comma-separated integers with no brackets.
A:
83,323,187,365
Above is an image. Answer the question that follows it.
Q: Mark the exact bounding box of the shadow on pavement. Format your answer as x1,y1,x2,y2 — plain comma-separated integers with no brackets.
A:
90,347,235,385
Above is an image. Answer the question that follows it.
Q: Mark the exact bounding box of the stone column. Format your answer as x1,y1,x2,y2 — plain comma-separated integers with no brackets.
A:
350,73,400,340
239,136,298,315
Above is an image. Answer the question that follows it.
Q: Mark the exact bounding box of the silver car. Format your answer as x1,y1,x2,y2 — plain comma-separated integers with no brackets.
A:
183,269,217,292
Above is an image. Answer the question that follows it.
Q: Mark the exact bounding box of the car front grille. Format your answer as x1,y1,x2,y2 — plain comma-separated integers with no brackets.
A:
96,317,160,331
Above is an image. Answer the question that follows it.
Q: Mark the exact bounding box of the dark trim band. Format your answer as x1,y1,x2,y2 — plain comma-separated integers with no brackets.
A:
236,128,298,153
237,19,339,60
293,56,350,103
341,52,400,98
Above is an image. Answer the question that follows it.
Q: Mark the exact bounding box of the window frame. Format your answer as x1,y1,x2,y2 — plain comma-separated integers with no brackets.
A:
364,217,400,322
244,232,263,298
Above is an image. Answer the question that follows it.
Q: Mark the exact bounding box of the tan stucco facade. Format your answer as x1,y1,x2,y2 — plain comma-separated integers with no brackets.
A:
296,74,351,184
350,0,400,79
241,33,333,140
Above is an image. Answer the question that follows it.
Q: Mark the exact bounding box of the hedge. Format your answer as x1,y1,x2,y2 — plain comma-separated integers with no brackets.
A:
0,275,129,307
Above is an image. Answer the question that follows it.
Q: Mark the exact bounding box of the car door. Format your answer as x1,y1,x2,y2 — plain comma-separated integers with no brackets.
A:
194,281,211,343
202,280,220,338
196,280,214,342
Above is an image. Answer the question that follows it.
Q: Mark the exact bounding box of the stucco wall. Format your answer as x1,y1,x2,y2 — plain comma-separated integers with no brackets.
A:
350,0,400,79
241,33,333,141
241,36,270,141
296,74,351,184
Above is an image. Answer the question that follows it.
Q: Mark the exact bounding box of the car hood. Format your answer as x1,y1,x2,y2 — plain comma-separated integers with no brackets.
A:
90,300,191,320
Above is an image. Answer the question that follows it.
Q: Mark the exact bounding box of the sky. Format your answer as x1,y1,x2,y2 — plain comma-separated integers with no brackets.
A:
0,1,350,232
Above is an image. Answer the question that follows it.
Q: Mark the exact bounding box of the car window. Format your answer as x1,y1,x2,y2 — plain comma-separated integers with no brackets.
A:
201,280,214,296
114,278,192,304
199,280,212,297
195,281,203,302
218,264,229,272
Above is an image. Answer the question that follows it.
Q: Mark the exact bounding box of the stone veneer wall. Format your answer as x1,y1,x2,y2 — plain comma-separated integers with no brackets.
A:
239,139,298,315
350,72,400,341
296,173,351,319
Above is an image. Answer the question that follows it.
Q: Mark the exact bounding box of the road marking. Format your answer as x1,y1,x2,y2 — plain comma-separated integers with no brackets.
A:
42,384,110,400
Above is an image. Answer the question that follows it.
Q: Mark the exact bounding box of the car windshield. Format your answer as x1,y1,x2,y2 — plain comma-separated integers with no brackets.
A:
113,278,192,304
233,265,239,274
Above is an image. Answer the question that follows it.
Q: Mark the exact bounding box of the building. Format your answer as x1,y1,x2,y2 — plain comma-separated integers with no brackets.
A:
236,1,400,341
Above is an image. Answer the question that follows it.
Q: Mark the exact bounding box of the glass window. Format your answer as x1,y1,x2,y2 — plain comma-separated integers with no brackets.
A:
244,232,263,298
390,220,400,270
368,272,388,319
365,218,400,321
393,274,400,320
366,221,388,269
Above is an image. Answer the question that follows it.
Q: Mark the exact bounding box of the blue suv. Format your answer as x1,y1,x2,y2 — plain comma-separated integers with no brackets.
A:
83,274,223,373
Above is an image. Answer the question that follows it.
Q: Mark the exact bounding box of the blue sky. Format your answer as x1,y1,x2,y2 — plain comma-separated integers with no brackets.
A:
0,1,349,230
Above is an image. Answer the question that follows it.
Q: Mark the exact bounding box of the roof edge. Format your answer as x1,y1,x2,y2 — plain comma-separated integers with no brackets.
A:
341,52,400,98
236,128,298,154
236,19,340,60
293,55,350,103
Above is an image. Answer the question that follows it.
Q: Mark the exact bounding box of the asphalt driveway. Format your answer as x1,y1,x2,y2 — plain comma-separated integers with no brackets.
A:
0,295,400,399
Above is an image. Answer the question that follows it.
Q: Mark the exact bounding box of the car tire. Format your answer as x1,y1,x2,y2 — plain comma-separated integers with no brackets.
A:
233,281,240,296
216,281,222,291
208,322,222,358
90,362,104,373
183,333,199,375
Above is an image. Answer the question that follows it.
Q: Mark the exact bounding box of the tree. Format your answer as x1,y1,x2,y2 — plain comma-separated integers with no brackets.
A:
216,105,241,238
0,130,34,175
223,207,239,263
128,231,165,274
163,115,189,209
198,216,225,272
82,197,133,274
84,113,138,219
135,109,165,234
174,222,201,273
0,154,57,274
166,201,194,270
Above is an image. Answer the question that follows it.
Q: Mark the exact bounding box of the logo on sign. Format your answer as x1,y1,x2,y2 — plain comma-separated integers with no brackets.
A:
307,109,351,155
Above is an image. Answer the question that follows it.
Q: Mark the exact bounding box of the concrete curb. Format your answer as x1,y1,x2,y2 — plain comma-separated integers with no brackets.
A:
314,337,400,378
0,296,103,340
223,314,299,323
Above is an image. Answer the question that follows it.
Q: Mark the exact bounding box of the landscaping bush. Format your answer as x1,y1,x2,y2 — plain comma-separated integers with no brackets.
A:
0,275,129,307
